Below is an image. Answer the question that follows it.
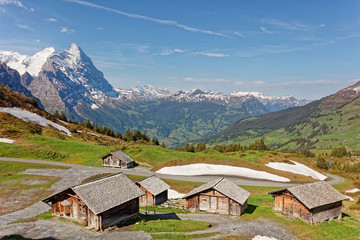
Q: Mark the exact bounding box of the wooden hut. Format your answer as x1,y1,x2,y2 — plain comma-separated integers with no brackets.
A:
183,178,250,216
268,181,347,224
136,175,171,206
43,173,144,231
102,150,135,169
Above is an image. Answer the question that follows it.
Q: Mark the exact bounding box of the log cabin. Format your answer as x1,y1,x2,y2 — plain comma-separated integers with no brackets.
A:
42,173,144,231
102,150,135,169
136,175,170,206
268,181,347,224
183,178,250,216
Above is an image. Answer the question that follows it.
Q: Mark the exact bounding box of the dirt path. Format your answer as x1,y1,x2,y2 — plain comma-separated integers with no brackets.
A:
0,157,344,187
0,213,297,240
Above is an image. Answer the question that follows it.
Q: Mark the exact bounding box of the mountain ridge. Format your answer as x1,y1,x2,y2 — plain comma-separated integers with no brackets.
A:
0,44,311,146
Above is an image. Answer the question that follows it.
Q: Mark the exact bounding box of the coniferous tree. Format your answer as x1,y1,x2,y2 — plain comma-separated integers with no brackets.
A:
133,129,143,141
114,131,122,139
161,141,167,148
53,110,60,118
124,128,133,142
59,112,67,121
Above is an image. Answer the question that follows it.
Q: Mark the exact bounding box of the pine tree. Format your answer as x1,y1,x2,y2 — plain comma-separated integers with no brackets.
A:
161,141,167,148
53,110,60,118
114,131,122,139
59,112,67,121
133,129,143,141
124,128,133,142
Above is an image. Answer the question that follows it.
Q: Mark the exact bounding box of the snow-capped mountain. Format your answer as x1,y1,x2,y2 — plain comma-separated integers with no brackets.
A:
115,84,170,99
0,43,311,146
115,85,309,111
0,47,55,76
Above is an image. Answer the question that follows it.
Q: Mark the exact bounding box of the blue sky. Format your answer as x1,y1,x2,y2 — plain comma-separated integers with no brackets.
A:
0,0,359,99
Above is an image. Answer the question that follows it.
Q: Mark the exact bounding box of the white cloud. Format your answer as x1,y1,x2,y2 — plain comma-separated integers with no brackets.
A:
234,31,245,38
195,51,229,57
260,18,310,32
60,27,76,33
97,27,103,30
161,48,185,55
68,0,230,38
0,0,26,9
260,26,273,34
319,24,326,28
16,24,33,30
44,18,58,22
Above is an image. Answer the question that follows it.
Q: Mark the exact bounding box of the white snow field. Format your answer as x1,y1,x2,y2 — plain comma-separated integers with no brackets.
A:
168,189,185,199
265,160,328,181
0,107,71,136
0,138,15,143
156,163,290,182
345,188,360,193
252,236,278,240
344,195,355,201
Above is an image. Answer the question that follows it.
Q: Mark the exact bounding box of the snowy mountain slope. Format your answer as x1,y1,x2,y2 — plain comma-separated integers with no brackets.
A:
0,47,55,76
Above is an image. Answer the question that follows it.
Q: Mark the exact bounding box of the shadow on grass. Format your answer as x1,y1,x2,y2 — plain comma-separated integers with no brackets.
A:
244,204,257,214
141,213,181,220
341,212,350,218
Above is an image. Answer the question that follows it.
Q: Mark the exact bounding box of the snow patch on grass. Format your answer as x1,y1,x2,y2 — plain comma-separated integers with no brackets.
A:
253,236,278,240
0,107,71,136
345,188,360,193
265,160,327,181
0,138,15,143
168,189,185,199
156,163,290,182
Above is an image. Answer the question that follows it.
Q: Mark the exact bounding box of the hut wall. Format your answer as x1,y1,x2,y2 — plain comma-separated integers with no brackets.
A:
50,192,97,227
155,190,168,205
272,192,313,223
310,201,342,224
186,195,199,211
138,185,154,206
186,189,245,216
100,198,140,230
103,155,120,168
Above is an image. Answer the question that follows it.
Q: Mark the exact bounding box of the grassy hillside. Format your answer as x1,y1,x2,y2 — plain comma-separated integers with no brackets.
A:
79,99,265,147
203,82,360,152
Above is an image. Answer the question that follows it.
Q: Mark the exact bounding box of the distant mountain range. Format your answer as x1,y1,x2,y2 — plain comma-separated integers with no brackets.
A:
202,80,360,151
0,44,310,146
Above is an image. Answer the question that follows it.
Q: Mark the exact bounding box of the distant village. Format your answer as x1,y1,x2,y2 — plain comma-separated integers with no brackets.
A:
42,150,348,231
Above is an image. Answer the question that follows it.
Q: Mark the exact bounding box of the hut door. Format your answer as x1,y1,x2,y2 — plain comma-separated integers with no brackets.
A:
293,202,301,218
210,196,217,210
199,196,209,211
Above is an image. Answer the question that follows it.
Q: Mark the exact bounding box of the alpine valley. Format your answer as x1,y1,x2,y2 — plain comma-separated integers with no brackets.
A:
0,44,310,146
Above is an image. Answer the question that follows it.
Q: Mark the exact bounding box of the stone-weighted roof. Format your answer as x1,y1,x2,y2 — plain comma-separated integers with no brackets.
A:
104,150,135,164
183,178,250,205
136,175,170,196
43,173,144,215
268,181,347,209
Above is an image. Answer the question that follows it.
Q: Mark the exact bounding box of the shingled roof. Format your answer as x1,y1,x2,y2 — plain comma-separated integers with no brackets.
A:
137,175,170,196
268,181,347,210
104,150,135,164
183,178,250,205
43,173,144,215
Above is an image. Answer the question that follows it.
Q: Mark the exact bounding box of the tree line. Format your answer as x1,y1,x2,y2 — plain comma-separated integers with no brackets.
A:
53,110,166,147
174,139,270,153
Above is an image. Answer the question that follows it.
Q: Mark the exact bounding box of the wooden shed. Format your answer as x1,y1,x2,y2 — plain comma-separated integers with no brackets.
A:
102,150,136,169
136,175,171,206
43,173,144,231
183,178,250,216
268,181,347,224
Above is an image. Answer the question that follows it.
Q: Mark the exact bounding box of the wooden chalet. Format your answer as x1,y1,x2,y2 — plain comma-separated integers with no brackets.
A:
136,175,171,206
43,173,144,231
268,181,348,224
102,150,136,169
183,178,250,216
